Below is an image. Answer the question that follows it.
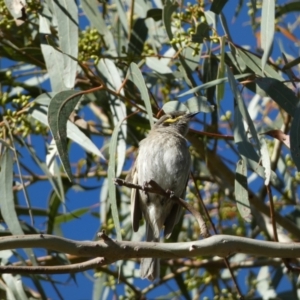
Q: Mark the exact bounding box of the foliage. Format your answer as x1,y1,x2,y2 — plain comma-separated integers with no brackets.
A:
0,0,300,299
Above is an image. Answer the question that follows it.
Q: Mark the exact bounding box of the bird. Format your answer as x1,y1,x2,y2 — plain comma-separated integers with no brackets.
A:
126,111,198,280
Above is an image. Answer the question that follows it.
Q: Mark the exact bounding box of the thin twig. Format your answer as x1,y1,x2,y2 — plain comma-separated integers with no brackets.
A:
0,257,105,274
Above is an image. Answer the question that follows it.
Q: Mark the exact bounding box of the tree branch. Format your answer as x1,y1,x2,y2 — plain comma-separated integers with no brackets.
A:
0,234,300,274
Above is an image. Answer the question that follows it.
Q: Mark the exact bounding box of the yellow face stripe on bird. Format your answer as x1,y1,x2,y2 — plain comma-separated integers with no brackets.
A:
163,116,183,124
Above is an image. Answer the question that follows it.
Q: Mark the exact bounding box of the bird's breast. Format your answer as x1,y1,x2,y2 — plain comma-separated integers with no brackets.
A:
137,133,190,195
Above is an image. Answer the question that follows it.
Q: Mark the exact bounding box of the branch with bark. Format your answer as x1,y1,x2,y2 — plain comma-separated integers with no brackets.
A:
0,234,299,274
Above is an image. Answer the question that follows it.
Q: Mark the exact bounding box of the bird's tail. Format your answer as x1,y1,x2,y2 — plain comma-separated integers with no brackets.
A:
140,223,160,280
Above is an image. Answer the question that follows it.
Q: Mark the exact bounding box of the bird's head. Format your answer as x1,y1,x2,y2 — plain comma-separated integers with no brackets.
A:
154,111,199,136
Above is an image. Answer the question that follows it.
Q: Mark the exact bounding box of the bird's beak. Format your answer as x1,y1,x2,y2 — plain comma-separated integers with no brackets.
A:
186,112,199,119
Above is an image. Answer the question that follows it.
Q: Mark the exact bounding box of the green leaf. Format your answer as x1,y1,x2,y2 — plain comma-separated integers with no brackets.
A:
39,13,66,92
48,90,84,181
0,148,37,265
234,103,281,188
98,59,127,176
261,0,275,72
236,141,280,187
3,0,24,19
282,56,300,71
108,120,124,241
259,136,271,186
276,2,300,19
53,0,78,89
235,158,252,222
128,18,148,56
145,57,173,74
181,46,202,72
162,101,188,113
237,47,283,80
163,0,178,41
210,0,229,14
0,149,23,235
191,23,210,43
290,104,300,172
114,0,129,34
216,36,226,103
146,8,162,21
227,66,260,147
178,73,252,98
127,62,154,127
30,105,105,159
255,77,299,117
54,208,90,224
185,96,215,113
205,11,217,29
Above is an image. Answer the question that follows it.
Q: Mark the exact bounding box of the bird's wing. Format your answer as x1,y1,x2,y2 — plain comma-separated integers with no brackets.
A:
164,172,190,239
163,202,183,239
126,163,142,232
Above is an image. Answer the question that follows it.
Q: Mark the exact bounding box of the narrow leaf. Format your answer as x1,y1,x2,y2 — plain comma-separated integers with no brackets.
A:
108,120,124,241
185,96,215,113
259,136,271,186
162,101,188,113
39,13,65,92
282,56,300,71
178,73,252,98
146,8,162,21
127,62,154,127
237,47,283,81
0,149,23,235
235,158,252,222
210,0,229,14
97,59,127,176
261,0,275,72
48,90,83,181
128,18,148,56
52,0,78,89
256,77,298,117
191,23,210,43
216,36,226,103
163,0,178,41
30,105,104,159
227,66,260,147
145,57,173,74
290,104,300,171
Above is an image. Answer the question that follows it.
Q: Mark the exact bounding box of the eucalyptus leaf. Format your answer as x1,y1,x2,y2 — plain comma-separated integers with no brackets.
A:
39,13,66,92
235,158,252,222
178,73,252,98
0,148,37,266
290,103,300,171
261,0,275,73
52,0,78,89
162,101,188,113
256,77,298,117
98,59,127,176
108,120,124,241
210,0,229,14
127,62,154,127
48,90,84,181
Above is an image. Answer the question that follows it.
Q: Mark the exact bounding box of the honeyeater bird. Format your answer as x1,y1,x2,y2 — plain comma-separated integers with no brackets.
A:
126,111,198,280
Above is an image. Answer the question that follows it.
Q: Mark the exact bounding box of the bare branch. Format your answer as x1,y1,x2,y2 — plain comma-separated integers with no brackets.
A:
0,234,300,274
